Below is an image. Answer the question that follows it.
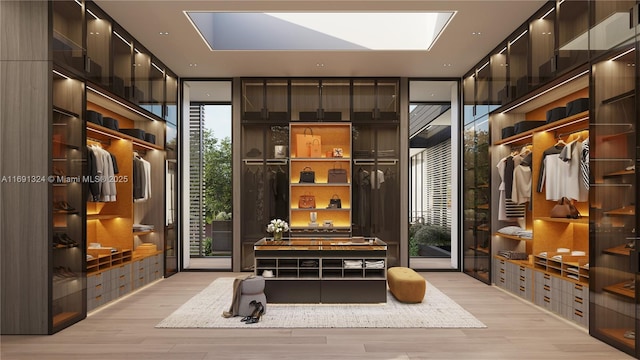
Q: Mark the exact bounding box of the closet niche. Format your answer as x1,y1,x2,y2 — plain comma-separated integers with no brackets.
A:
85,95,165,310
491,71,590,327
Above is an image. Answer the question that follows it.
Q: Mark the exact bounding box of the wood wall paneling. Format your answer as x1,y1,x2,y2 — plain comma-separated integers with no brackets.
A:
1,59,50,334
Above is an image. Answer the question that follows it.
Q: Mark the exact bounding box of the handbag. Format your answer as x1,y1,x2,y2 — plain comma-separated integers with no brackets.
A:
299,167,315,183
295,127,322,158
327,194,342,209
310,138,322,158
550,197,581,219
298,193,316,209
327,164,347,183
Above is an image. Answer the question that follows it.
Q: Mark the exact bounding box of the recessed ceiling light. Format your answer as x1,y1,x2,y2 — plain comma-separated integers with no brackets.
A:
472,32,482,35
159,32,169,35
443,63,452,67
189,63,198,67
316,63,325,67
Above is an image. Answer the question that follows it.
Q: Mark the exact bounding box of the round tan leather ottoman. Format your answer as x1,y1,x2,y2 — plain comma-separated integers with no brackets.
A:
387,267,426,303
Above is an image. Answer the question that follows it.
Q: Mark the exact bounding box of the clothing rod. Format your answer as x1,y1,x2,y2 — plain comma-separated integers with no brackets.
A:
87,137,110,145
353,159,398,166
243,160,266,165
511,143,532,149
242,159,288,165
556,128,588,139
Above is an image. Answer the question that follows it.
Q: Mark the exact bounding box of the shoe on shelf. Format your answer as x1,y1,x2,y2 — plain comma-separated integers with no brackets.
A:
60,233,78,247
53,234,65,248
54,201,76,212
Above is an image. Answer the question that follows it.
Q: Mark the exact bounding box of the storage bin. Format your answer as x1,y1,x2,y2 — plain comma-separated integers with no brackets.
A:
144,133,156,144
120,128,146,140
565,98,589,117
514,120,546,134
102,117,119,131
502,126,515,139
87,110,103,126
546,107,566,123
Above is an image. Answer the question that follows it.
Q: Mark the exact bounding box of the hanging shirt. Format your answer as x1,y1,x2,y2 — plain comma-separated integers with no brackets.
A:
537,144,564,194
581,138,589,190
511,152,532,204
559,140,588,202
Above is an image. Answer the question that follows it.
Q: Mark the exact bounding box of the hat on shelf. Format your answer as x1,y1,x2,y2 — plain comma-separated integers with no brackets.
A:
246,148,262,157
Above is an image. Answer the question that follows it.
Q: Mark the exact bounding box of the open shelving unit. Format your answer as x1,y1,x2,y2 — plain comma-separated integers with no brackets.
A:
289,123,352,235
254,238,387,303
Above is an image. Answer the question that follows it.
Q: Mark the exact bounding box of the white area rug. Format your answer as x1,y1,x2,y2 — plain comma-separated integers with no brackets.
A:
156,277,486,329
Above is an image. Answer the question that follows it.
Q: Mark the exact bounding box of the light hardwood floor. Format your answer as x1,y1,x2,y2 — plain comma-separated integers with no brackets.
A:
1,271,634,360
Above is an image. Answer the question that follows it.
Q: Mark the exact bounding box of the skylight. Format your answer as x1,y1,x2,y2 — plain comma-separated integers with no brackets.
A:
186,12,456,51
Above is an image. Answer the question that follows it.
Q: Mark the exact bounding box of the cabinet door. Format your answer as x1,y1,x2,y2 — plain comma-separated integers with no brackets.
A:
490,43,509,106
242,79,289,122
165,72,178,124
320,79,350,121
51,70,86,333
352,79,399,122
265,79,289,122
112,25,133,100
352,79,376,122
462,115,491,284
241,124,290,269
375,79,399,121
147,59,165,118
132,45,151,106
556,0,589,76
529,3,556,87
242,79,265,121
52,0,85,75
85,2,111,87
590,37,638,356
352,124,399,266
507,24,530,101
291,79,321,121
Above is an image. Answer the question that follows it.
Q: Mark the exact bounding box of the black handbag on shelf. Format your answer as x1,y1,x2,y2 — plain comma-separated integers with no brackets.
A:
327,194,342,209
299,167,315,183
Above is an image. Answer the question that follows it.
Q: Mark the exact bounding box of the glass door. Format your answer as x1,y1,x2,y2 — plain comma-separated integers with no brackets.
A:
408,80,459,270
51,69,86,332
182,81,233,270
589,1,638,356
